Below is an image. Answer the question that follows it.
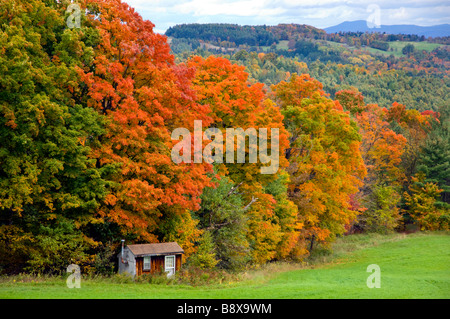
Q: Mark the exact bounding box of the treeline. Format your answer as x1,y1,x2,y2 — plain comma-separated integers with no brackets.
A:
166,23,279,47
1,0,448,276
167,23,327,47
325,31,450,47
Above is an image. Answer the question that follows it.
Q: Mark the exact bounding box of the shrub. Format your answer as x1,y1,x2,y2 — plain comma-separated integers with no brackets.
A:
175,265,239,286
357,185,402,233
404,174,448,230
92,243,117,276
187,231,219,269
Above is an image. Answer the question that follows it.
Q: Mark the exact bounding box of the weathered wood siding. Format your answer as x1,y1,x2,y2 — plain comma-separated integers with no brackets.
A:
135,254,182,276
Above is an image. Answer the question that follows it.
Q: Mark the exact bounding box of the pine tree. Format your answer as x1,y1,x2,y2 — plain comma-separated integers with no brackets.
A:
417,107,450,208
194,171,250,270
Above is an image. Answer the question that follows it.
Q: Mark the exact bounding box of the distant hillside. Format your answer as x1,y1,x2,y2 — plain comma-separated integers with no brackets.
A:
165,23,325,47
325,20,450,38
166,24,278,47
166,22,450,63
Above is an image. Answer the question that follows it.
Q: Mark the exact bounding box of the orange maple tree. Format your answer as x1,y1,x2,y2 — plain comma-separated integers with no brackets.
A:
336,89,407,232
385,102,438,186
76,0,213,245
273,75,366,251
187,56,298,263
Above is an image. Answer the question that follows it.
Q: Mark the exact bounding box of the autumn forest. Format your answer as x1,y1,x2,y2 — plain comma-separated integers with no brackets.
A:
0,0,449,276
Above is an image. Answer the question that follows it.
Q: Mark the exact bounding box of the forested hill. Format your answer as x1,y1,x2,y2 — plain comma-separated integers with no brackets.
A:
166,23,450,112
165,23,450,47
165,23,325,47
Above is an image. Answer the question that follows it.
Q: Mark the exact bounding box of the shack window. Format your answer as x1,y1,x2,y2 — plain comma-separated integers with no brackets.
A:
143,256,151,270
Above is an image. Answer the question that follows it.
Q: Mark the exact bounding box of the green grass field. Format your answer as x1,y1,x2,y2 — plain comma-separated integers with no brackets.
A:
362,41,443,57
322,40,443,58
1,232,449,299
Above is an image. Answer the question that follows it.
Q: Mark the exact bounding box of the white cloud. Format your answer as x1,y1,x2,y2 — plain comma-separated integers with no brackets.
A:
173,0,286,17
390,7,408,20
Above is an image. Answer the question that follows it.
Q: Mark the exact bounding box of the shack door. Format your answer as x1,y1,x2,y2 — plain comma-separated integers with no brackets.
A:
165,255,176,277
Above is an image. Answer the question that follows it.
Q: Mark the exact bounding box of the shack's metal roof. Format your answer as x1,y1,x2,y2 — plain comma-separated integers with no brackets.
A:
126,242,184,257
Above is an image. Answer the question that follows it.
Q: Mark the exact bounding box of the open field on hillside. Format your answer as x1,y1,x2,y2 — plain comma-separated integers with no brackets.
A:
363,41,443,57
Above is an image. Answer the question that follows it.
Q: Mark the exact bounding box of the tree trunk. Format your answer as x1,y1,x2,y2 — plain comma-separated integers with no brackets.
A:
309,234,315,252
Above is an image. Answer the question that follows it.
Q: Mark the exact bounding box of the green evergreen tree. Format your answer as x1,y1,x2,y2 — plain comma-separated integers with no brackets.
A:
418,107,450,208
194,170,250,270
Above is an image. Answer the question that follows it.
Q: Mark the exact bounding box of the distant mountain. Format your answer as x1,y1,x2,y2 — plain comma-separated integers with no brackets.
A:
324,20,450,38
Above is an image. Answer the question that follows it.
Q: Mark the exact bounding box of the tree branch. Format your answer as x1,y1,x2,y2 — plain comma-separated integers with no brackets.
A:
243,196,258,211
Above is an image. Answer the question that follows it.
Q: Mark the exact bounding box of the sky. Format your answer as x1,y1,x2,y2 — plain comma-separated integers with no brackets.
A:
124,0,450,34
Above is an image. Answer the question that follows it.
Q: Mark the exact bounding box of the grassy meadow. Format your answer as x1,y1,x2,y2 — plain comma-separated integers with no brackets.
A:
1,232,449,299
320,39,444,58
362,41,443,57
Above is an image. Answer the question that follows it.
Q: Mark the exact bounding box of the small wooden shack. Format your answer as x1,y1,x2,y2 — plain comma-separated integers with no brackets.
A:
118,242,184,277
